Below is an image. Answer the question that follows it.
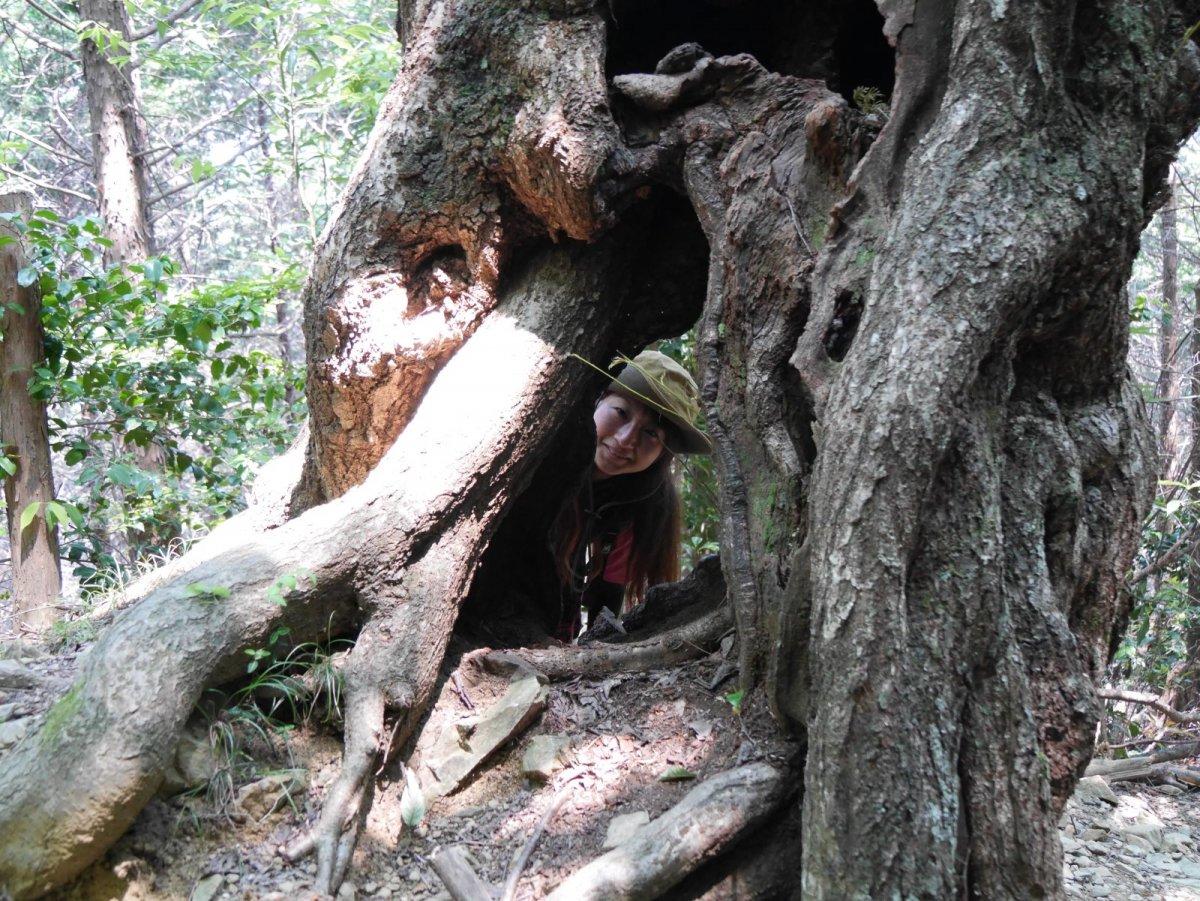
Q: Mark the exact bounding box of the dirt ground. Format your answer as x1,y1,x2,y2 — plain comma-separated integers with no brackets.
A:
2,634,1198,900
7,646,794,900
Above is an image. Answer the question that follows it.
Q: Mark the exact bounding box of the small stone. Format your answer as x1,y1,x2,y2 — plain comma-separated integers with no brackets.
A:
0,703,17,722
190,874,223,901
1163,831,1191,852
521,735,570,782
1061,835,1082,854
0,659,45,690
407,868,421,883
1085,842,1108,856
1155,784,1184,796
1081,828,1108,842
1122,835,1153,854
1116,822,1163,851
0,718,30,750
603,811,651,849
1180,860,1200,879
363,883,378,894
1092,887,1111,898
337,881,357,900
1074,776,1119,806
376,889,393,898
225,873,240,883
235,769,306,820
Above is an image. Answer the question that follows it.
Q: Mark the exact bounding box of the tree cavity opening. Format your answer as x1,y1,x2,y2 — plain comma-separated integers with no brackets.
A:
603,0,894,102
457,191,711,648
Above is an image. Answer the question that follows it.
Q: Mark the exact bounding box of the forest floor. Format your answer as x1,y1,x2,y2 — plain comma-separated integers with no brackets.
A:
1,634,1198,900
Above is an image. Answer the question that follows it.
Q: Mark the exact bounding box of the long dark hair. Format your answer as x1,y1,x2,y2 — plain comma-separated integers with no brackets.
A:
551,400,683,607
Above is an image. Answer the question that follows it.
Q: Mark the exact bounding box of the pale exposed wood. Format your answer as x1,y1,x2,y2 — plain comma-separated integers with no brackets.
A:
545,763,787,900
0,192,62,630
1084,740,1200,777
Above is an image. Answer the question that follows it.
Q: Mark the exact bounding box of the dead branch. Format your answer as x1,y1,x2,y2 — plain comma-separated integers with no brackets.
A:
1084,739,1200,777
482,604,732,681
1125,520,1200,586
430,844,495,901
501,775,580,901
1099,688,1200,724
545,763,788,900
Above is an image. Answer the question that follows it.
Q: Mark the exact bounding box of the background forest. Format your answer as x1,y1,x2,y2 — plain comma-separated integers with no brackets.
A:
0,0,1195,765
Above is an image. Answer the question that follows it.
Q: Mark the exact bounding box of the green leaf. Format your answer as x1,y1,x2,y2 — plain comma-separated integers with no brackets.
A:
64,447,87,466
399,764,426,828
658,766,697,782
18,501,41,534
723,689,745,715
44,501,70,528
0,455,16,477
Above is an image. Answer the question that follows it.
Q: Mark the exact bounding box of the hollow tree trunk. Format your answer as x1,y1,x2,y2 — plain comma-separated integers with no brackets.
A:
3,1,1200,899
0,193,62,630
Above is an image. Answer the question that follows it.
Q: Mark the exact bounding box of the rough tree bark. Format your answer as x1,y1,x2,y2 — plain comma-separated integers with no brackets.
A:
78,0,155,265
2,0,1200,899
1155,175,1183,471
0,192,62,630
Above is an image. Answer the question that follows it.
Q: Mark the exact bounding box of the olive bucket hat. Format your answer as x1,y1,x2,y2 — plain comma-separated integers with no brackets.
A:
609,350,713,455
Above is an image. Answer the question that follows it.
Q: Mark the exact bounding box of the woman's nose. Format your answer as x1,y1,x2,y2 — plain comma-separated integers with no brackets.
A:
614,423,639,447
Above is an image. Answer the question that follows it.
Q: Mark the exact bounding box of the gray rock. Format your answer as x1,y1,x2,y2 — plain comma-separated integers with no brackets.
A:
1180,860,1200,879
1116,822,1163,851
0,659,44,690
422,674,549,797
0,717,30,750
337,881,357,900
1092,887,1111,898
1061,835,1082,854
160,723,220,795
1121,834,1154,854
235,769,306,820
1075,776,1119,806
190,874,223,901
1085,842,1109,856
0,703,17,722
522,734,570,783
1081,827,1109,842
603,811,651,849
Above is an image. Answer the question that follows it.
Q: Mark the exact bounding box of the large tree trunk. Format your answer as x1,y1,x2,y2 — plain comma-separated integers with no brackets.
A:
3,0,1200,898
0,193,62,630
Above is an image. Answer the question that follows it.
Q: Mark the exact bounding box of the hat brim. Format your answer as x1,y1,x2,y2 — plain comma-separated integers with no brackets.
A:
611,372,713,455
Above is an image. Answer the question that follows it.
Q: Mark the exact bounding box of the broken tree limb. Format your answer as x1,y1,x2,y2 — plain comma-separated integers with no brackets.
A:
482,603,733,681
545,763,788,900
1084,740,1200,777
1099,688,1200,724
430,844,495,901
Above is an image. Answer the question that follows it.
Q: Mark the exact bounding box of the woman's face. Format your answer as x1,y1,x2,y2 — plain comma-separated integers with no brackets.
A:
593,392,666,479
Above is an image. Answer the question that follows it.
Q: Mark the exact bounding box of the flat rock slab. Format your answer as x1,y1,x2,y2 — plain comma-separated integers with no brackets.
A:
0,659,46,690
423,673,548,798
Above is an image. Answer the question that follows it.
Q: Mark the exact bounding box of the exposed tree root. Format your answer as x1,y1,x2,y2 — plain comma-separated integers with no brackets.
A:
480,603,733,682
544,763,788,900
